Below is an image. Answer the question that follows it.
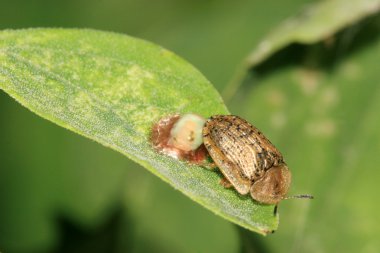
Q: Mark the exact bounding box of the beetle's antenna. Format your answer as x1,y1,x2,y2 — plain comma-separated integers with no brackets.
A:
283,194,314,200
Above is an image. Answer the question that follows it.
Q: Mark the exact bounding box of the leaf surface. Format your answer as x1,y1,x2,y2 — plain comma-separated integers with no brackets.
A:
0,28,278,234
223,0,380,99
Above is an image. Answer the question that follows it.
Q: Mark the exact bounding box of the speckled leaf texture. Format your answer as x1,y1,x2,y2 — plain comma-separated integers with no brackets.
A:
0,29,278,234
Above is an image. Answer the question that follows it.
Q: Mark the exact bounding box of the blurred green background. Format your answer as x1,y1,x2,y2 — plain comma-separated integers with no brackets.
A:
1,0,380,252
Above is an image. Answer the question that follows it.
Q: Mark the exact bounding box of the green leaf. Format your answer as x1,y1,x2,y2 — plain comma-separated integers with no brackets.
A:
0,28,278,234
246,0,380,67
223,0,380,99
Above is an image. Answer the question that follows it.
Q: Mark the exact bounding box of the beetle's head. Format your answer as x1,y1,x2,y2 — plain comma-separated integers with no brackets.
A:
250,165,314,204
250,165,292,204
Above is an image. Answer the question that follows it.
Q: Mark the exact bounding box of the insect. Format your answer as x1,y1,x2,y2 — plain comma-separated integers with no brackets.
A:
152,113,313,204
203,115,312,204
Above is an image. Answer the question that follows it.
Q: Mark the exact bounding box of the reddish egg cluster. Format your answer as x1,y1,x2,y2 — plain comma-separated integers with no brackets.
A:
151,114,208,165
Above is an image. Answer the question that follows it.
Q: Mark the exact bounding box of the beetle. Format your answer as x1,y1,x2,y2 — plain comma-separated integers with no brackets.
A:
151,113,313,204
202,115,312,204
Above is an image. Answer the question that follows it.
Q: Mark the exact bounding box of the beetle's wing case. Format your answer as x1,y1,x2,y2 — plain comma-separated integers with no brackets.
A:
229,115,285,169
203,115,284,195
203,121,251,195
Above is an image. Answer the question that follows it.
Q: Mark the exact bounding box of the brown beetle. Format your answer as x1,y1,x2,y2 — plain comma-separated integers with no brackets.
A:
203,115,312,204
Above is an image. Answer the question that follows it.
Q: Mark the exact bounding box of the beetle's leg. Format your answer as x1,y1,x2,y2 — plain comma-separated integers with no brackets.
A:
273,205,278,216
220,177,233,188
199,153,218,170
200,160,218,170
